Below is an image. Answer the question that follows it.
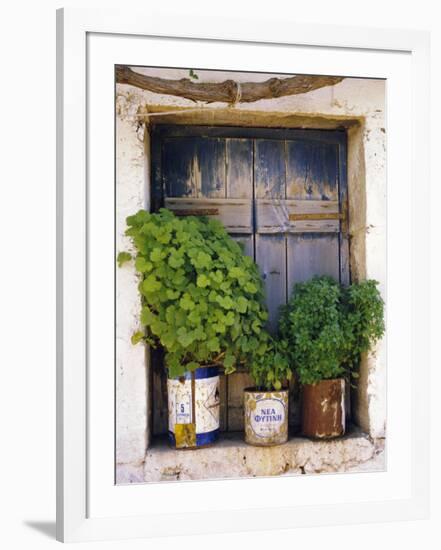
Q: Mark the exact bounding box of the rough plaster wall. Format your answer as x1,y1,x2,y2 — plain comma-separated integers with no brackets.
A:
115,73,387,465
346,117,387,438
116,93,150,466
361,118,387,438
142,432,385,482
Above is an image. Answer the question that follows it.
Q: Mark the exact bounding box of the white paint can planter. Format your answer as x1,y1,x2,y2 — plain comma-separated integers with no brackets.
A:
167,366,220,449
244,389,289,446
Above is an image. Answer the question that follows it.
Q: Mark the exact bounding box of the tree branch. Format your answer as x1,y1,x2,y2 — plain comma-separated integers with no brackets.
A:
116,66,344,104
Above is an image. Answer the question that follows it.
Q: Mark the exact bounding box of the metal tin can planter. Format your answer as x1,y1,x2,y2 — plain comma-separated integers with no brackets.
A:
301,378,345,439
167,366,220,449
244,389,289,446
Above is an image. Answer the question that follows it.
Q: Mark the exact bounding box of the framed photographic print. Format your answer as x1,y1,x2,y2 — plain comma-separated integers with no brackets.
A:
56,8,430,542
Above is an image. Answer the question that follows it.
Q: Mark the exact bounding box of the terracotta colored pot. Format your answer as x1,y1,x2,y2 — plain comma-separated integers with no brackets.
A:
301,378,345,439
244,388,289,446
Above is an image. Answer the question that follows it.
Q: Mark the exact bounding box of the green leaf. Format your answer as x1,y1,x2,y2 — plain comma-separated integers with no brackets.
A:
117,251,132,267
179,294,195,311
186,361,200,371
244,282,258,294
188,309,201,325
168,253,184,268
206,337,220,352
142,275,161,293
223,352,236,374
166,289,181,300
150,247,166,263
177,328,194,348
229,267,244,279
135,256,153,273
196,274,210,288
140,306,155,326
161,331,176,349
224,311,236,326
216,295,234,310
192,251,211,269
236,296,248,313
252,320,261,333
167,358,184,378
192,326,206,341
131,331,144,345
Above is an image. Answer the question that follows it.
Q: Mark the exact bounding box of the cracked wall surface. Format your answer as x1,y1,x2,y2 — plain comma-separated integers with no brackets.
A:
135,432,385,483
116,99,150,465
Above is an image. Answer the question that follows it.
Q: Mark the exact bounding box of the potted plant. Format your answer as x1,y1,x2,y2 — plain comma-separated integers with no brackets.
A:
118,208,269,449
243,336,292,446
280,276,384,439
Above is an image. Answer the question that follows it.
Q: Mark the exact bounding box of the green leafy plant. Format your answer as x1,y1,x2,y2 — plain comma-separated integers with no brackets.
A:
340,280,385,375
280,277,344,385
247,335,292,391
117,208,269,378
279,276,385,385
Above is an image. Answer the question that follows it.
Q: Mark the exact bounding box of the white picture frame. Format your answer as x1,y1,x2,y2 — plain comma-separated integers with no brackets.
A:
56,7,430,543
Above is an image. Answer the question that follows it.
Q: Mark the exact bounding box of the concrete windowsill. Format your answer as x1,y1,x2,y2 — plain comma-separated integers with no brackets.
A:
121,427,386,483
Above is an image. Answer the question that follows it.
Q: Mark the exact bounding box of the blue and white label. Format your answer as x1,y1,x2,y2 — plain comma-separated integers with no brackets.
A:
250,398,286,438
176,398,191,424
168,374,220,435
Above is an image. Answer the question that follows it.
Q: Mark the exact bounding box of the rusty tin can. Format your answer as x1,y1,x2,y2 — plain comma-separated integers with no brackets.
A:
167,366,220,449
301,378,345,439
244,389,289,446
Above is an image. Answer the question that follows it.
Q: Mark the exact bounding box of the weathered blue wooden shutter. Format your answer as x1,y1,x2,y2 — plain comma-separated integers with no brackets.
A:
151,126,348,434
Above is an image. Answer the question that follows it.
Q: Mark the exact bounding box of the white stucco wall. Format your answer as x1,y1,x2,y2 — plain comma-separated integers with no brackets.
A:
115,69,387,475
116,93,150,466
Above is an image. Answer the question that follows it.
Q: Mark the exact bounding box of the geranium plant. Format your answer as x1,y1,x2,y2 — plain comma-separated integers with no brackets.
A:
117,208,269,378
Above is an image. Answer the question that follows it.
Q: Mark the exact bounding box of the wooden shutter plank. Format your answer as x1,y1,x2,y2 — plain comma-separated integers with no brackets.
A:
286,141,339,201
285,140,341,431
337,138,351,420
152,141,192,434
198,137,226,198
153,136,200,434
164,197,253,233
256,198,340,233
225,138,254,432
338,140,350,285
286,233,340,431
255,139,286,197
197,137,231,432
227,371,253,432
287,234,340,290
226,139,253,198
254,139,287,334
162,137,198,198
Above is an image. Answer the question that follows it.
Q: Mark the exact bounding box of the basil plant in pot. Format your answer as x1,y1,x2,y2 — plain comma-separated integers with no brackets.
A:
118,208,269,449
244,336,292,446
280,276,385,439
